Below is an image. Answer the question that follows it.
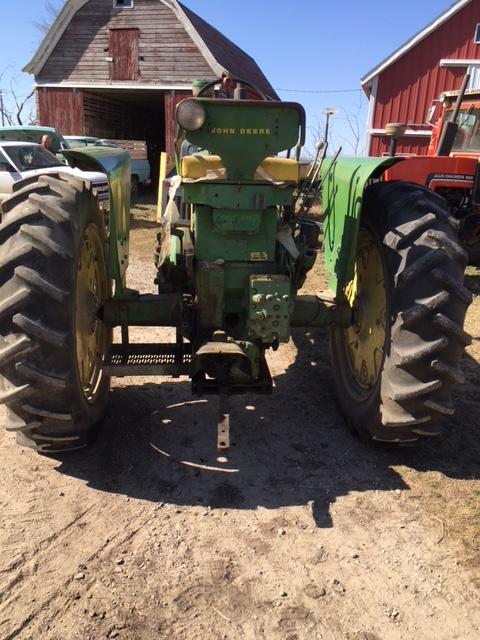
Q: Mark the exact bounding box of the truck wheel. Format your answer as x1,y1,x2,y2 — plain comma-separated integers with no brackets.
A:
0,173,111,453
329,181,472,444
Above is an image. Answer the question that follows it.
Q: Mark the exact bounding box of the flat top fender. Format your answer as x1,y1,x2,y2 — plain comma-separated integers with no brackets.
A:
62,146,131,294
320,156,403,300
383,154,478,187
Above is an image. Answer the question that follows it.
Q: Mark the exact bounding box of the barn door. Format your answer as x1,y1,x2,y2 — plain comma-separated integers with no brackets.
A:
37,88,84,135
110,29,140,81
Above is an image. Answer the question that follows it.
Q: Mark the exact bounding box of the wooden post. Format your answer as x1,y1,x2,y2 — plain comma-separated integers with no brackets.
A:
157,152,167,223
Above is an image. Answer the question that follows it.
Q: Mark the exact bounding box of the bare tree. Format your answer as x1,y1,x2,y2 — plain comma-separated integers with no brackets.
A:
337,98,365,156
0,1,62,127
305,114,329,160
35,1,63,35
306,92,367,158
11,86,36,126
0,69,36,127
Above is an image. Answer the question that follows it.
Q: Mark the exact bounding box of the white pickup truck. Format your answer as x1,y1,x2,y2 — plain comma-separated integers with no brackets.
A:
0,141,109,208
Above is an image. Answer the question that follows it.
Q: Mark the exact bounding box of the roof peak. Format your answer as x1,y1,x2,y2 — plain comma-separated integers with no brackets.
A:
361,0,472,88
23,0,230,77
24,1,195,75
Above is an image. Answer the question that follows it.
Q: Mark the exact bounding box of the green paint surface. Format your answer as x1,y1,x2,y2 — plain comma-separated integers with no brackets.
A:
320,155,402,298
184,99,305,180
62,146,131,295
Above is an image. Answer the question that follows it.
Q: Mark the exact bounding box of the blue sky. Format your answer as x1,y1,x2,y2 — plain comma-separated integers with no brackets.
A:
2,0,457,153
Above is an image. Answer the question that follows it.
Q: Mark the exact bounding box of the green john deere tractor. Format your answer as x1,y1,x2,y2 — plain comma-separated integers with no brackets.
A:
0,78,472,454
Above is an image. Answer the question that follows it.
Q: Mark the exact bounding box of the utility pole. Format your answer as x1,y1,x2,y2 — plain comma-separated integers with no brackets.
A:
0,91,5,127
324,108,337,146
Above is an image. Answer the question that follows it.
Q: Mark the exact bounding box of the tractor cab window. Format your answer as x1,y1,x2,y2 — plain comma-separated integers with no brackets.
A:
3,145,63,172
448,107,480,152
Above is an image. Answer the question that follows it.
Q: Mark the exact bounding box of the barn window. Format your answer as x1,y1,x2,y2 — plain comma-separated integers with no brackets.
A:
475,23,480,44
114,0,133,8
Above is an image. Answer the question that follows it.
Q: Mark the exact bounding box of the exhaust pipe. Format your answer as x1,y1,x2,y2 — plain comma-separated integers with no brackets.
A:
436,71,471,156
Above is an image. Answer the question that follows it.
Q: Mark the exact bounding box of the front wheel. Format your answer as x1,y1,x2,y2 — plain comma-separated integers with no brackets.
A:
330,182,472,444
0,173,111,453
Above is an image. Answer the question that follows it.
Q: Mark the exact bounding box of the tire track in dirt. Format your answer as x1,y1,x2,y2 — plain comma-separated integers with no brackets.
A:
0,492,151,639
0,507,92,599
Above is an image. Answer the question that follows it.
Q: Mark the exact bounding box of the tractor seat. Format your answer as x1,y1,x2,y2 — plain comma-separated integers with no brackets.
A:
181,154,300,183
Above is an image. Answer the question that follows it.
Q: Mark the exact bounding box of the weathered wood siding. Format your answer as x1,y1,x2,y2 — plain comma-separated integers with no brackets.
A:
83,91,134,138
37,87,85,134
164,90,189,158
37,0,215,84
110,29,140,81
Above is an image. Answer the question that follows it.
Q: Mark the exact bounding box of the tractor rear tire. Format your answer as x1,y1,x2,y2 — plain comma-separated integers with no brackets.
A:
0,173,111,453
329,181,472,444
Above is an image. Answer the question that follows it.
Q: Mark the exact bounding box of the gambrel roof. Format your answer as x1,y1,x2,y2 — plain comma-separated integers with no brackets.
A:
24,0,278,98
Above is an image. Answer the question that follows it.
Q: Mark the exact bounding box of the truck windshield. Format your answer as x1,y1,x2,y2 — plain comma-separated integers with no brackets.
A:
448,107,480,152
3,145,63,171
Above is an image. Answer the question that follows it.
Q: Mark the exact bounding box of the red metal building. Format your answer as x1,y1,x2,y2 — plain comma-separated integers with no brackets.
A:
362,0,480,156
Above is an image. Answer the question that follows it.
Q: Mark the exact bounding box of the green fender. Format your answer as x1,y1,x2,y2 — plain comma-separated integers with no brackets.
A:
62,146,131,297
320,156,403,301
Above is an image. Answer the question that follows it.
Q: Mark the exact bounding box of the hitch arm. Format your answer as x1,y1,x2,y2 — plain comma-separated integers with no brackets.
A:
217,388,231,461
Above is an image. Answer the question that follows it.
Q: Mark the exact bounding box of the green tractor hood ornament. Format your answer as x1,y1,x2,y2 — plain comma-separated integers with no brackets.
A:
0,77,471,459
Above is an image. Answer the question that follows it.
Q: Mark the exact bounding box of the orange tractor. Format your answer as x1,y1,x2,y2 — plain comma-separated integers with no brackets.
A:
383,73,480,265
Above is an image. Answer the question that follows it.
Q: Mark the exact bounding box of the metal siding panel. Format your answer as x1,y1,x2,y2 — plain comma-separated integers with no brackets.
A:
397,138,430,155
371,136,430,157
370,137,383,156
373,0,480,137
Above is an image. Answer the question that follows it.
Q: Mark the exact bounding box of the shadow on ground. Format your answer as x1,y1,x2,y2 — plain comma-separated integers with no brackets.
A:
130,216,160,230
465,271,480,295
129,190,159,230
54,291,480,528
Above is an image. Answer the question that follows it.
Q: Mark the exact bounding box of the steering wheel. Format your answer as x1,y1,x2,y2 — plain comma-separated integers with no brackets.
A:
197,76,272,101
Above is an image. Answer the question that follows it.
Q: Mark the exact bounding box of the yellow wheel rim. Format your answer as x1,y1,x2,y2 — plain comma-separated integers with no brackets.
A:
75,224,109,403
344,227,387,390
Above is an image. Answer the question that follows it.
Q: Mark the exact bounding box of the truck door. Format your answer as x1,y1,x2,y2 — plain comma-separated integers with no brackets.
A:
0,149,19,207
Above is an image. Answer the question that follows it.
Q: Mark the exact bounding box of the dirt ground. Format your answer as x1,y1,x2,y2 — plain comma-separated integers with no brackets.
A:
1,198,480,640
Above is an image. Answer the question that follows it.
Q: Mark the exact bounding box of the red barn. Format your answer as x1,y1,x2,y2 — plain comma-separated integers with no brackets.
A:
362,0,480,156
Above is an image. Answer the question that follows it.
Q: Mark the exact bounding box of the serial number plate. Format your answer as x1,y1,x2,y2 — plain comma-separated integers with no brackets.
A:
250,252,268,261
